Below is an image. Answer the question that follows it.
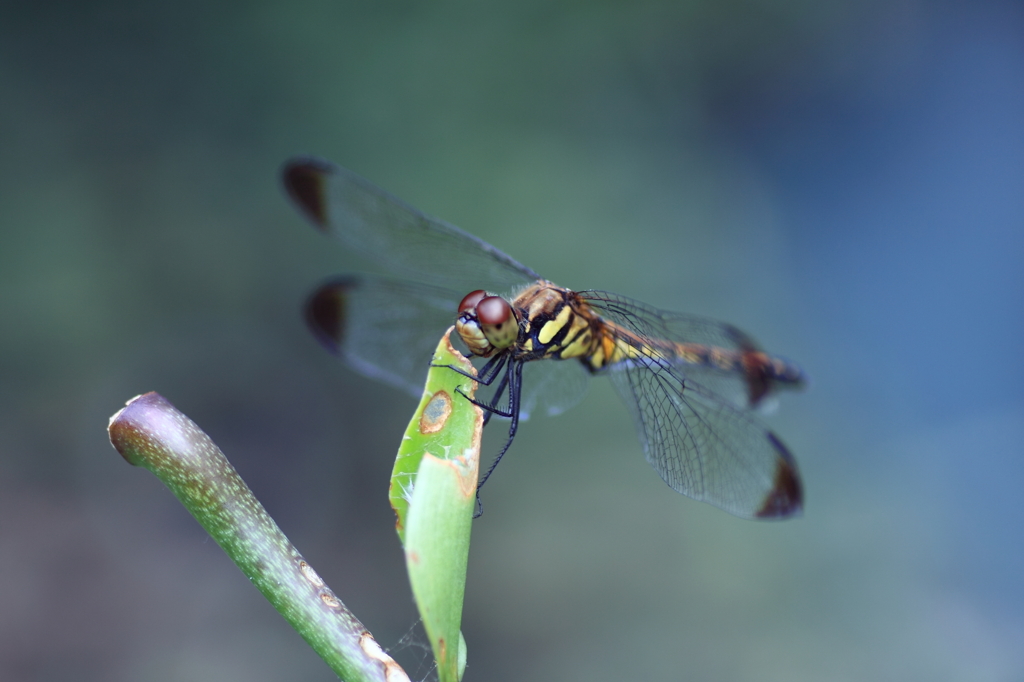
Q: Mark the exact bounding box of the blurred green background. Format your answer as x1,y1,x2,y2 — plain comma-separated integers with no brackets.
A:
2,1,1022,680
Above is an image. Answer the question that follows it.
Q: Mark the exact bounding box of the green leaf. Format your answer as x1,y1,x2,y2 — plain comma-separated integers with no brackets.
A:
390,328,481,682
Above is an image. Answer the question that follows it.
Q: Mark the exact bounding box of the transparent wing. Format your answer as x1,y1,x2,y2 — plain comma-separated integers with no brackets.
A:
284,157,541,297
582,291,803,518
305,276,459,396
307,275,592,419
605,354,801,519
519,358,591,421
581,290,806,409
581,290,758,350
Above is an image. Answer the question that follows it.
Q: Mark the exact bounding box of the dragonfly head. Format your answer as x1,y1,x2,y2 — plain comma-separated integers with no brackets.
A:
455,290,519,357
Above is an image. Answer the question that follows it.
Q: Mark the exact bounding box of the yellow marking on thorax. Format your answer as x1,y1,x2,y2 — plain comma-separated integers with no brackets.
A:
513,282,594,360
537,304,573,345
547,313,595,359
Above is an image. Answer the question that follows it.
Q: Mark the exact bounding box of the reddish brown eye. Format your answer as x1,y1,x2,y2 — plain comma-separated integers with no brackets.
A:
477,296,518,351
477,294,512,323
458,290,487,313
477,296,512,325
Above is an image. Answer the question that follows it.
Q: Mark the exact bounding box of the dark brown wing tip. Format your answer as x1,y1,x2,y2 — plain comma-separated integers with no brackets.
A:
304,277,359,355
755,432,804,519
282,156,335,229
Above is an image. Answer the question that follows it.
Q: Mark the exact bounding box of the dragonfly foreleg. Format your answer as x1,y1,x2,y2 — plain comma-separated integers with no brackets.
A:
432,352,506,385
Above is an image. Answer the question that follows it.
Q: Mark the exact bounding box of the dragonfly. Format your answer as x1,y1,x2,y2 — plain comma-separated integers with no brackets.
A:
283,157,807,519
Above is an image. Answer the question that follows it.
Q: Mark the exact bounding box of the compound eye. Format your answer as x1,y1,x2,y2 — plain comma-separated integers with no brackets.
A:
458,290,488,313
477,296,513,326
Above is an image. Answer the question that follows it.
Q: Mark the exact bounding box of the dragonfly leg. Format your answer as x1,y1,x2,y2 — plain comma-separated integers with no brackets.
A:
454,358,513,425
433,353,506,386
473,359,524,518
440,353,514,421
480,366,511,427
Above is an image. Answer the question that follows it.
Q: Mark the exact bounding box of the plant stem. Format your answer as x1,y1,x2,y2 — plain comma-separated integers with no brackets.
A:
108,391,408,682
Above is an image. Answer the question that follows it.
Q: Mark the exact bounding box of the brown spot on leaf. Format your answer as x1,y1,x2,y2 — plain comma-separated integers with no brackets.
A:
419,391,452,434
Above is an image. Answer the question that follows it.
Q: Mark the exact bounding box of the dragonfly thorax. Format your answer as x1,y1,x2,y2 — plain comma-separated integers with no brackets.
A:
455,290,520,357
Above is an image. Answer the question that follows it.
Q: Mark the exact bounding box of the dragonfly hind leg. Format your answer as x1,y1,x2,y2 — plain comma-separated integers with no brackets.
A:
471,360,524,517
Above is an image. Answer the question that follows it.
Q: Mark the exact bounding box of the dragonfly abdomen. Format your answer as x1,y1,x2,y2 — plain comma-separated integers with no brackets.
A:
583,325,806,407
676,343,806,404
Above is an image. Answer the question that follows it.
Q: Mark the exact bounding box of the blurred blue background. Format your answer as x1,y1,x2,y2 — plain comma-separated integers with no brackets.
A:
2,1,1022,680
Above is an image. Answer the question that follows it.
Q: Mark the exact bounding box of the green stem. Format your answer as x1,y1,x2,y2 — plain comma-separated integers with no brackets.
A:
108,392,407,682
